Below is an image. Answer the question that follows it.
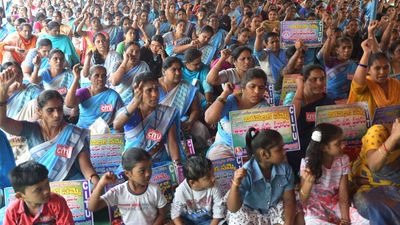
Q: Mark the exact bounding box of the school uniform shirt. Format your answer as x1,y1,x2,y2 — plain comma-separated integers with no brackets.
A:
170,179,225,220
101,181,167,225
3,192,74,225
238,158,294,214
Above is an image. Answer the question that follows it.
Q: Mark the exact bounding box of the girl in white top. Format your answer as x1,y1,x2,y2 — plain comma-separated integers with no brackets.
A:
88,148,167,225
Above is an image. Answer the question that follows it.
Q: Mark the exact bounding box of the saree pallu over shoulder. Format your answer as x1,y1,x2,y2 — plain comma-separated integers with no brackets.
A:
77,88,123,128
7,84,42,119
41,69,74,96
114,61,150,105
159,80,197,118
366,77,400,108
326,60,357,100
38,34,80,66
124,105,184,162
29,124,89,181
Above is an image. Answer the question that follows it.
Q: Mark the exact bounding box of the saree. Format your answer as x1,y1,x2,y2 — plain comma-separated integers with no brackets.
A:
77,88,124,129
124,105,185,163
29,124,89,181
1,33,37,64
347,77,400,117
38,34,80,66
80,30,109,64
113,61,150,105
159,80,197,119
207,95,269,160
351,125,400,224
0,27,7,41
0,129,15,188
7,83,43,119
205,29,227,65
41,69,74,97
326,60,357,101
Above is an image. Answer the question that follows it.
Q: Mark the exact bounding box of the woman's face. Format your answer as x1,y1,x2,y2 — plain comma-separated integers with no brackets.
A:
164,62,182,85
208,17,219,30
369,58,390,84
250,16,262,31
49,27,60,36
49,52,65,70
125,44,140,64
140,80,160,108
175,21,186,34
94,35,109,52
125,29,136,42
150,40,162,55
38,98,64,127
237,31,250,44
91,19,101,31
267,36,280,53
346,21,358,36
294,53,304,70
234,50,254,71
393,45,400,61
304,69,326,95
336,42,353,61
122,19,131,31
242,77,266,104
268,11,278,21
90,67,107,89
19,25,32,40
185,57,202,71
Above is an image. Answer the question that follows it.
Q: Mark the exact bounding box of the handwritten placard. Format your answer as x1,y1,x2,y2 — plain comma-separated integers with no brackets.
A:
280,20,323,48
280,74,300,105
373,105,400,125
212,157,243,195
150,163,178,203
90,133,124,175
4,180,93,225
230,105,300,152
316,102,370,146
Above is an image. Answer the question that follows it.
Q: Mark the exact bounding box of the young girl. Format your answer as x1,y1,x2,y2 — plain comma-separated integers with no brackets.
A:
171,156,225,225
299,123,368,225
226,127,296,225
88,148,167,225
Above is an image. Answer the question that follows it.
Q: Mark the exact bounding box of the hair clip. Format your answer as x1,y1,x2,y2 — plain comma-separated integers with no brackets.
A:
311,130,322,142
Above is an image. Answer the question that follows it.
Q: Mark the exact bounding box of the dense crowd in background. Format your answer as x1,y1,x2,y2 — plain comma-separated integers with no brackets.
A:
1,0,400,224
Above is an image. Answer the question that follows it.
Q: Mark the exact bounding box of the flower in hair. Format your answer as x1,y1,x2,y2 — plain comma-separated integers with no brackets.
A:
311,130,322,142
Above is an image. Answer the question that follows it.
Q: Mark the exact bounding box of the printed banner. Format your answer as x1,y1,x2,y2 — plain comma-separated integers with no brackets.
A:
150,163,178,203
280,20,323,48
373,105,400,125
230,105,300,153
264,84,275,106
90,133,124,175
4,180,93,225
280,74,300,105
316,102,370,146
212,157,243,196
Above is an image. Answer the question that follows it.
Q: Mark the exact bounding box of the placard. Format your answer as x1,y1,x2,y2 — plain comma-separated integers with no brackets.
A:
90,133,124,175
230,105,300,153
316,102,370,146
262,20,280,33
264,84,275,106
150,163,178,203
4,180,93,225
280,20,323,48
212,157,243,196
373,105,400,125
280,74,300,105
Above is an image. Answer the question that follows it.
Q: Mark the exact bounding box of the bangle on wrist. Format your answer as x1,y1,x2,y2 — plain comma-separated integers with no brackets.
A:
89,173,99,183
231,179,240,187
124,106,133,117
382,142,389,153
358,63,368,68
217,96,227,105
300,189,308,198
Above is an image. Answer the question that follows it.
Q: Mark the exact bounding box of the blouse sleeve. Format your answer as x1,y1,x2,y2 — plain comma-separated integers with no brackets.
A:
360,125,389,158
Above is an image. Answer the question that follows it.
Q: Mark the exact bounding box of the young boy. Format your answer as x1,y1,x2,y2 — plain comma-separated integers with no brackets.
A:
171,156,225,225
3,161,74,225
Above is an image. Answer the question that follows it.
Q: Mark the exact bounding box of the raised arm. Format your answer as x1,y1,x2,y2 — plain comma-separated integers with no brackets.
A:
88,172,116,212
224,20,237,46
292,76,305,119
204,82,233,124
254,27,265,53
352,39,372,86
321,27,335,65
109,52,129,86
0,69,23,136
227,168,247,213
379,21,394,51
29,54,42,84
76,13,89,37
65,64,82,108
81,50,93,78
206,49,230,85
173,39,197,54
282,40,305,75
367,20,381,53
113,82,142,131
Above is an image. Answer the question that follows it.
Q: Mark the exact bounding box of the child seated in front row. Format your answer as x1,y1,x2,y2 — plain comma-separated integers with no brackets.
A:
3,161,74,225
88,148,167,225
171,155,225,225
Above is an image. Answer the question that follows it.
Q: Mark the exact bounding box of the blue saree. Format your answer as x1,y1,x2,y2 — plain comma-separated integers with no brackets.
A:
77,88,124,129
38,34,80,66
113,61,150,105
123,105,186,164
40,69,74,97
29,124,89,181
326,60,357,101
7,84,42,119
158,80,197,120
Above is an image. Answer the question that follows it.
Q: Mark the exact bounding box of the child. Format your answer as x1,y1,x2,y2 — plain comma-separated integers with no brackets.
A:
299,123,369,225
171,156,225,225
226,127,296,225
88,148,167,225
3,161,74,225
